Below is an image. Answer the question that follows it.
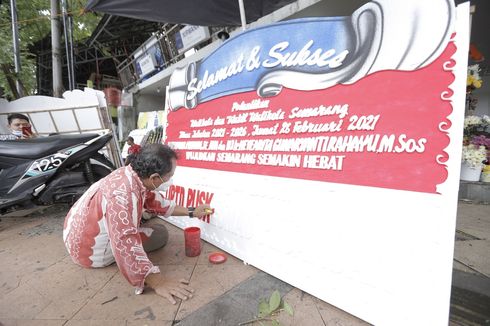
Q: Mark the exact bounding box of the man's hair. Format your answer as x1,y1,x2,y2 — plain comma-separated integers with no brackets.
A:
7,113,30,125
131,144,178,178
127,136,134,142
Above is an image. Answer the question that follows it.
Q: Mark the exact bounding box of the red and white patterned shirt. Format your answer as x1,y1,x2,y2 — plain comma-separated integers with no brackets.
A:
63,165,175,293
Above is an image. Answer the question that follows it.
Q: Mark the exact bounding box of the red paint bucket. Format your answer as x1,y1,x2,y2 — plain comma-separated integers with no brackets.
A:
184,227,201,257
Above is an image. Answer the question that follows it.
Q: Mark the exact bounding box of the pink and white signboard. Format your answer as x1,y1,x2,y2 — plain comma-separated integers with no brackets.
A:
163,1,468,325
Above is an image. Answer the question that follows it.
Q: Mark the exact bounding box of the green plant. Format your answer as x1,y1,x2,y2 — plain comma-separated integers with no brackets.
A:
239,290,294,326
1,0,101,98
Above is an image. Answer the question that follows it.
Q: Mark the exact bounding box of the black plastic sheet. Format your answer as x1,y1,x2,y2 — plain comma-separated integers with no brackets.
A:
85,0,296,26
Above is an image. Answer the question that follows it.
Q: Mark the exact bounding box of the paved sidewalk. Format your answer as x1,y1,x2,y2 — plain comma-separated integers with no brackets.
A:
450,202,490,326
0,201,488,325
0,205,368,326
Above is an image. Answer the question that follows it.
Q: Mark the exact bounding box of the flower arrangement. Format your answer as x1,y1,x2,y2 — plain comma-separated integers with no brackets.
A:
466,64,483,113
462,144,487,168
467,64,483,90
463,115,490,139
462,115,490,168
471,134,490,149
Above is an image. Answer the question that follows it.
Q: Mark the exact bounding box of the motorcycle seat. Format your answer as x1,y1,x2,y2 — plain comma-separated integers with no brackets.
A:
0,133,99,159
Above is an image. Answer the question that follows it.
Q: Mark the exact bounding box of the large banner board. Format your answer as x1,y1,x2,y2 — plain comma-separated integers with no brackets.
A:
163,1,468,325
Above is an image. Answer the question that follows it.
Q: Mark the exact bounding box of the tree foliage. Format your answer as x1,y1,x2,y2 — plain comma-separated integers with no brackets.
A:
0,0,100,98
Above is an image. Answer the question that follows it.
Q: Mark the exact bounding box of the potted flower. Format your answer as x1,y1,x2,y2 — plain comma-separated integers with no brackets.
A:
467,64,483,90
482,164,490,182
471,134,490,182
463,115,489,139
466,64,483,114
461,115,489,182
461,144,487,181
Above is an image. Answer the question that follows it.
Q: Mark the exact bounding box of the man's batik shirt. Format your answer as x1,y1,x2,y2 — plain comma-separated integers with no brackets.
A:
63,165,175,293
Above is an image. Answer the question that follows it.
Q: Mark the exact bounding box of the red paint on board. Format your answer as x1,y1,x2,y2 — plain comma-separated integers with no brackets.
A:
166,43,456,194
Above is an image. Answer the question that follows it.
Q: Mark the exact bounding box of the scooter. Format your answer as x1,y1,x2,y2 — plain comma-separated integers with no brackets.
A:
0,130,116,216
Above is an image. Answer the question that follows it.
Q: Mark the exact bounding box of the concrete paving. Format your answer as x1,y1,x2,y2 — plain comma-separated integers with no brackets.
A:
0,201,489,326
450,202,490,326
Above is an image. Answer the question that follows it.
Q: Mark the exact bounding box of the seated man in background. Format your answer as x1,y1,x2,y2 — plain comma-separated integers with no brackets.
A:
63,144,212,304
125,136,142,165
0,113,36,140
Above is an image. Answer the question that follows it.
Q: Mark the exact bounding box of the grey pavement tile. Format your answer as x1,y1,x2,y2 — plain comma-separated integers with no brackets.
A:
0,281,51,319
70,264,193,323
453,239,490,277
0,254,118,320
1,200,489,326
148,242,199,266
188,263,258,297
0,320,66,326
127,321,173,326
0,205,68,238
174,294,220,321
275,288,328,326
453,259,478,275
0,219,71,317
456,202,490,240
450,286,490,326
0,232,67,274
274,288,371,326
166,222,187,239
196,242,245,266
65,321,129,326
225,271,293,306
0,217,45,241
175,262,258,320
175,271,293,326
0,232,74,300
33,263,119,319
452,269,490,298
448,321,466,326
315,295,372,326
157,260,196,281
176,298,254,326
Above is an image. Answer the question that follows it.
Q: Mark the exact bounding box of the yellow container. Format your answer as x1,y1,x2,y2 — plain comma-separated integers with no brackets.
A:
481,165,490,182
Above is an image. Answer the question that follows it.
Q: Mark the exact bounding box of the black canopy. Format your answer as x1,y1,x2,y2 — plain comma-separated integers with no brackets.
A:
85,0,296,26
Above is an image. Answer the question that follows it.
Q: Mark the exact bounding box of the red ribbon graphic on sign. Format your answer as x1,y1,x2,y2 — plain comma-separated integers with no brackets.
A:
166,43,455,194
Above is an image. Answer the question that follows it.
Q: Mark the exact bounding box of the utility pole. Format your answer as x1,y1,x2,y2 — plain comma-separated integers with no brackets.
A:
10,0,24,97
61,0,75,90
51,0,63,97
238,0,247,31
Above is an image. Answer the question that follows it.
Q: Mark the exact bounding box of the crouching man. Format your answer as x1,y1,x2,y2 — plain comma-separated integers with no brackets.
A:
63,144,211,304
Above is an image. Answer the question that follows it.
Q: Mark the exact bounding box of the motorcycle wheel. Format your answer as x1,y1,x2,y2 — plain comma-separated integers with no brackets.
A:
90,153,117,171
49,162,113,205
90,164,113,182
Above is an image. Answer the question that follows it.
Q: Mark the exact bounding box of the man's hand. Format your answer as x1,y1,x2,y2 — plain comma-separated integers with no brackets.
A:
193,204,213,218
146,273,194,304
194,204,214,223
172,204,215,223
20,131,35,139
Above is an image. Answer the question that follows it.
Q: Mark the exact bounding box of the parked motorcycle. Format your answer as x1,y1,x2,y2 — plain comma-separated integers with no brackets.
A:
0,130,116,216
